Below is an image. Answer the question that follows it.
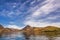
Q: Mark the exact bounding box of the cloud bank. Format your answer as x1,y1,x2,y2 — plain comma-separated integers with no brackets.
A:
0,0,60,28
24,0,60,27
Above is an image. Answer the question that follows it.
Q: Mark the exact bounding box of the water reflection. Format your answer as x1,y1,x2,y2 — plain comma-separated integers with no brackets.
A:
29,35,49,40
53,37,60,40
29,36,60,40
0,32,60,40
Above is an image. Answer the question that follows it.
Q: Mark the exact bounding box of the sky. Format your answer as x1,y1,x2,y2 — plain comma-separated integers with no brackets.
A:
0,0,60,29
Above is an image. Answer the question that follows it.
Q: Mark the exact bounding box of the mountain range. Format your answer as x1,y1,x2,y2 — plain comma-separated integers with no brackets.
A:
0,24,60,37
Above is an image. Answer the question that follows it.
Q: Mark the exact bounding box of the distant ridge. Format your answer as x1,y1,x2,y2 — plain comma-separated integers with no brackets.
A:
0,24,60,37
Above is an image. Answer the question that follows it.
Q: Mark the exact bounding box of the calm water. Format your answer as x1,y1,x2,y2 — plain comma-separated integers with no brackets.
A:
0,32,60,40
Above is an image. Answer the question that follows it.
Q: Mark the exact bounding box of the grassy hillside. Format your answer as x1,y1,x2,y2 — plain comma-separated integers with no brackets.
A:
23,25,60,37
0,25,60,37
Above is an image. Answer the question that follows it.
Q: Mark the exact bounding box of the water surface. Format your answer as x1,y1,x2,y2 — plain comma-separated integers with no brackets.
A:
0,32,60,40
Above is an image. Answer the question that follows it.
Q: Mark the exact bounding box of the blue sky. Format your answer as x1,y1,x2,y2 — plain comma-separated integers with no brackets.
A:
0,0,60,29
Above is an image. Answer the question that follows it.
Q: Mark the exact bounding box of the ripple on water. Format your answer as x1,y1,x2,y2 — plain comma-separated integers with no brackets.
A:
53,37,60,40
0,34,60,40
29,36,49,40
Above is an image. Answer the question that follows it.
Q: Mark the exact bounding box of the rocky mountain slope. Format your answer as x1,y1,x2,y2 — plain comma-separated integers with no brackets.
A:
0,24,21,37
23,25,60,37
0,24,60,37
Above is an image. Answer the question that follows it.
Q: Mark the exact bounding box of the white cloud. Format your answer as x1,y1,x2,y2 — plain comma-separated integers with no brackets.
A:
9,22,15,24
30,0,36,5
12,3,17,8
24,0,60,27
1,0,60,28
7,11,22,18
5,25,23,29
24,20,60,27
28,0,60,18
47,16,60,20
24,20,47,27
19,0,31,8
40,0,60,14
1,11,22,18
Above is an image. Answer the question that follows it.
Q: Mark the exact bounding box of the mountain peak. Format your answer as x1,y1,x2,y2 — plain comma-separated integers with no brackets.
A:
25,25,31,27
23,25,32,30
